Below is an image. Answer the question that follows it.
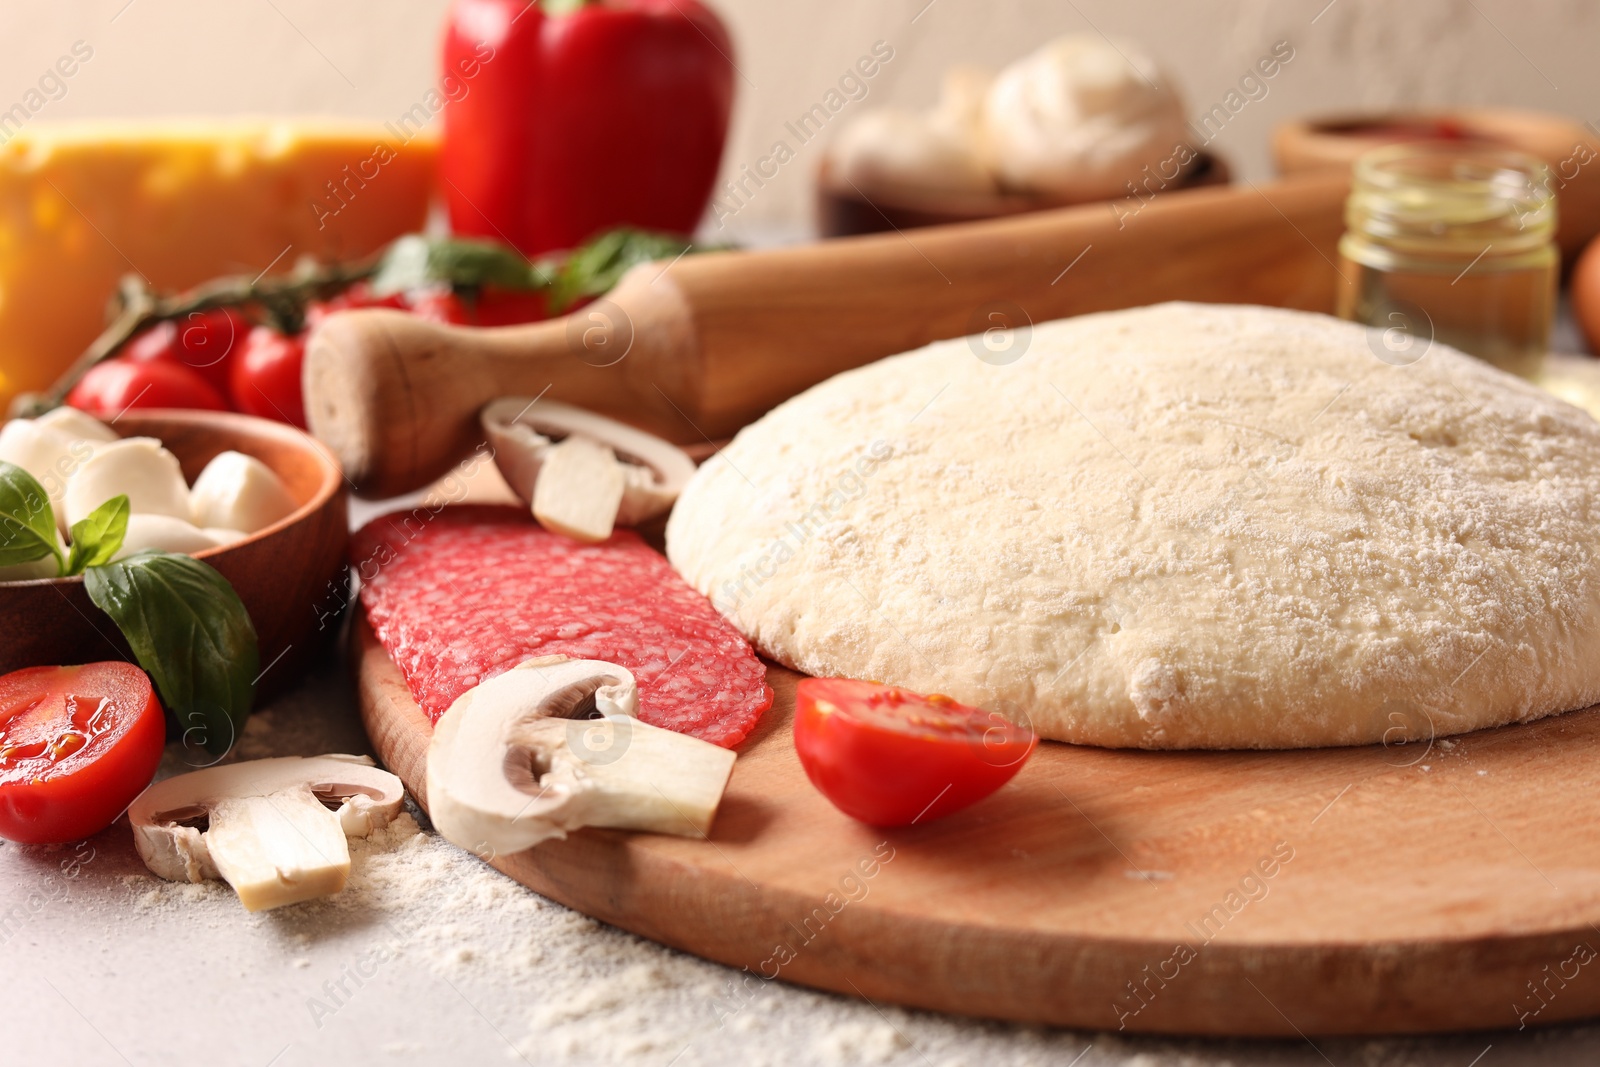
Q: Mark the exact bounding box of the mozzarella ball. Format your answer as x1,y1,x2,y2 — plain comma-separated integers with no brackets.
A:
189,451,297,534
113,514,226,561
831,108,995,196
0,418,97,530
64,437,191,528
983,34,1188,200
202,528,248,546
36,407,118,443
0,419,74,483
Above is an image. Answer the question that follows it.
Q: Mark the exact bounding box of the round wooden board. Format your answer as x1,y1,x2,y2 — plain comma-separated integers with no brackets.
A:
355,614,1600,1037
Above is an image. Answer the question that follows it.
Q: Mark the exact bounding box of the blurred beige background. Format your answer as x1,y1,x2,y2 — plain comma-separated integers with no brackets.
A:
6,0,1595,241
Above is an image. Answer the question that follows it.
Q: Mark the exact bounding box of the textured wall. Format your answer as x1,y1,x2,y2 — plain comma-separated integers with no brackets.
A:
5,0,1595,240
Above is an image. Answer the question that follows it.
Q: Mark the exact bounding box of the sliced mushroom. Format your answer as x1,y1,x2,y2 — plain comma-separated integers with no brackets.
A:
128,754,405,912
426,655,737,858
481,398,696,542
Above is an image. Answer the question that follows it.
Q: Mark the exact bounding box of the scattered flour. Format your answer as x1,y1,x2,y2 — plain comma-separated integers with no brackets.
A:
108,805,1547,1066
814,1019,911,1063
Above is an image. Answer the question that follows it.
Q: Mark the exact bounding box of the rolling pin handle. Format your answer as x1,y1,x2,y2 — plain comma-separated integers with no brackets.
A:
303,309,603,499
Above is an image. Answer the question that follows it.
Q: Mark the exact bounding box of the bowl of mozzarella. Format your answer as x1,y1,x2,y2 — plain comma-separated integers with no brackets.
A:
0,407,347,694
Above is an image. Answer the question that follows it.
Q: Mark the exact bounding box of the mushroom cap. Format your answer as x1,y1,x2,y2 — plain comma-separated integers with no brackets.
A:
982,33,1188,200
481,398,697,526
425,656,640,856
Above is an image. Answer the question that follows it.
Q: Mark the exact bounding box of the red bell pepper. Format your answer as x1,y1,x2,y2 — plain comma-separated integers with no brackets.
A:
441,0,735,257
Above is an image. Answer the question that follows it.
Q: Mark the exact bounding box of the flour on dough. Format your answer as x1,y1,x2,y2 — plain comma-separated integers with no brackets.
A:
666,303,1600,749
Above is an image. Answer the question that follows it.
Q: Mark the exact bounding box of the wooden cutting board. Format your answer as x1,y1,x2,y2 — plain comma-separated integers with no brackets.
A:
356,614,1600,1037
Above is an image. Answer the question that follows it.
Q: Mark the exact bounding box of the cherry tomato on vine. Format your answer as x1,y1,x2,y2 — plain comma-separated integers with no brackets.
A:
305,281,407,330
403,288,469,324
124,308,248,395
0,663,166,844
471,286,549,326
793,678,1036,828
229,326,307,427
68,358,228,417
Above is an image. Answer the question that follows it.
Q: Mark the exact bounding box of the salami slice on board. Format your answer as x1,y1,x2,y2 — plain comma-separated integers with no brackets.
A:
352,505,773,748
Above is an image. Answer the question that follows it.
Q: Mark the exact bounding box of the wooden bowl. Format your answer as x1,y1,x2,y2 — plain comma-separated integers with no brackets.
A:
0,410,348,698
815,151,1231,237
1273,108,1600,266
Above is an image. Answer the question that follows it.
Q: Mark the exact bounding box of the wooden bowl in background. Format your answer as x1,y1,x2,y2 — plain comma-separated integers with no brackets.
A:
1273,107,1600,267
815,151,1231,238
0,410,348,698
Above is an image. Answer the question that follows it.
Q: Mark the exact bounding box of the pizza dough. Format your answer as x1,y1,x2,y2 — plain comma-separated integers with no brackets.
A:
665,303,1600,749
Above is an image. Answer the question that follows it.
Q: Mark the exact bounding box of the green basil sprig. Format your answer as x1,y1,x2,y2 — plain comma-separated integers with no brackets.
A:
65,495,129,575
367,228,705,314
548,228,697,313
0,461,65,571
85,552,258,756
369,234,558,297
0,460,256,753
0,462,129,576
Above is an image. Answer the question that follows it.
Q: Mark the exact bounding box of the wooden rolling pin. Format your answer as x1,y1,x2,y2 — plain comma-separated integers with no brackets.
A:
305,173,1350,498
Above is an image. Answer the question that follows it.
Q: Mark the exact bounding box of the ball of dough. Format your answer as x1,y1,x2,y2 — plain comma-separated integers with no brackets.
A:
666,303,1600,750
983,34,1189,200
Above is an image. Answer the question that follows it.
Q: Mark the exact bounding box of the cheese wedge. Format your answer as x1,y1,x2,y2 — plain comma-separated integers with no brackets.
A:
0,118,438,410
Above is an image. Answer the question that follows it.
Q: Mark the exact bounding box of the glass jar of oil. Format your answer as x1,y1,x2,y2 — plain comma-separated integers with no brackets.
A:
1336,143,1557,378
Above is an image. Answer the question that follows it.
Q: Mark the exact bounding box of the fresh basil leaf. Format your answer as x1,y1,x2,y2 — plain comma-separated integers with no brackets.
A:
65,494,129,575
549,228,695,313
84,551,258,755
0,461,63,572
369,235,555,297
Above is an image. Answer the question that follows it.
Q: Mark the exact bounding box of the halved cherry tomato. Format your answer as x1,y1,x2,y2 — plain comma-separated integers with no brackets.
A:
793,678,1036,827
68,358,228,417
230,326,307,427
124,308,249,395
0,663,165,844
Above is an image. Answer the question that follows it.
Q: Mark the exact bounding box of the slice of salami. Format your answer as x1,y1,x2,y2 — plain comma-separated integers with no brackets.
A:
352,505,772,748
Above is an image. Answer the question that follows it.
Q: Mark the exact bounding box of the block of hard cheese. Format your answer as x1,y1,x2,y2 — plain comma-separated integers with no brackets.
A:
0,118,437,410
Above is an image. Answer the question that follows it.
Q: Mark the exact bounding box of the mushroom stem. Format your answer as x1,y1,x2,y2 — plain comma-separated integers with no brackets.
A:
532,434,627,543
515,715,735,836
205,786,356,912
